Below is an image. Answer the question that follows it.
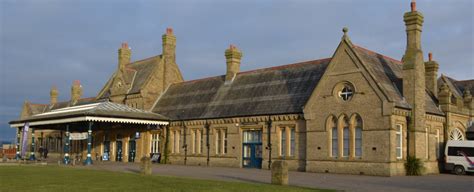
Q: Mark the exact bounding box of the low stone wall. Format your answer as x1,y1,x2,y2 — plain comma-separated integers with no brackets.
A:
306,160,394,176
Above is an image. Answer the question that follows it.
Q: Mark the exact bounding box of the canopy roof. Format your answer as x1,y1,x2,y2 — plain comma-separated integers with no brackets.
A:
10,101,169,127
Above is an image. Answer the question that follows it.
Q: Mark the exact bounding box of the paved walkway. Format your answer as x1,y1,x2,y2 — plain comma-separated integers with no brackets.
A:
78,162,472,192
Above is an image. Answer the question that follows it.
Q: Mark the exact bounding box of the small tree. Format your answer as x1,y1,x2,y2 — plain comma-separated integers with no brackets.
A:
405,156,424,175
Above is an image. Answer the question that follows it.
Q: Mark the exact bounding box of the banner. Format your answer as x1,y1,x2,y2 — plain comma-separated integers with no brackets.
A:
69,132,88,140
20,122,29,157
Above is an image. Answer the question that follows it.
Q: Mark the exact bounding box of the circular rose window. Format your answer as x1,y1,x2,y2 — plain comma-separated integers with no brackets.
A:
334,83,354,102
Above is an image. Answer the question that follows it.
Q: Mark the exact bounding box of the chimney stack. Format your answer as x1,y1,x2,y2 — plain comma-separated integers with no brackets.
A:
425,52,439,97
225,44,242,82
162,27,176,64
50,86,58,105
402,0,426,159
118,42,131,72
71,80,82,103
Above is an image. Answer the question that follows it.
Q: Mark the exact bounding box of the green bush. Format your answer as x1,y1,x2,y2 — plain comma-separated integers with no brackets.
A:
405,156,424,175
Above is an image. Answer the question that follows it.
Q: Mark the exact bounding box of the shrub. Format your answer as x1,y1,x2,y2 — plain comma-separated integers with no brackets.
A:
405,156,424,175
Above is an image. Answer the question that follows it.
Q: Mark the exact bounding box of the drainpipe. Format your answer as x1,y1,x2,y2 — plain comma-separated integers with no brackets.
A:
206,121,210,166
163,123,170,164
406,115,411,159
267,116,272,169
183,120,187,165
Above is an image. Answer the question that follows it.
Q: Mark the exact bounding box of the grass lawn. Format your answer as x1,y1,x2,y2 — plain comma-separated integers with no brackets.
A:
0,165,332,192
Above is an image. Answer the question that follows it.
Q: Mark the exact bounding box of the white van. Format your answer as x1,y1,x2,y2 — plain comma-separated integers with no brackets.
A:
445,140,474,175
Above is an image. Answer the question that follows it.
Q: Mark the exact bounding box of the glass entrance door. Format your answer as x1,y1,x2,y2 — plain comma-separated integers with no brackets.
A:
242,130,262,168
128,139,136,162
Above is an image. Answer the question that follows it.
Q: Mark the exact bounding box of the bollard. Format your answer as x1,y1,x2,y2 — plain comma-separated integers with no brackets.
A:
140,156,152,176
271,160,288,185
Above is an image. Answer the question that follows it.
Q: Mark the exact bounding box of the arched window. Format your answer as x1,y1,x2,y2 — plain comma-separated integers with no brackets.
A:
342,116,350,157
354,116,362,157
327,116,338,157
449,128,464,141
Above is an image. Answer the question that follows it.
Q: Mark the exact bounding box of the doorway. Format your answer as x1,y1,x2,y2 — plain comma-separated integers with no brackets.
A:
128,139,136,162
116,135,123,162
242,130,262,168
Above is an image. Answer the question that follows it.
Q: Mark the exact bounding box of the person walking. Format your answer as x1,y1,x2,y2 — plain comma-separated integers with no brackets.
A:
38,146,44,160
43,148,48,159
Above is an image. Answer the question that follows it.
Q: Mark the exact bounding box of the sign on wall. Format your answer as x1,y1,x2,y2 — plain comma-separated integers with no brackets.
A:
69,132,88,140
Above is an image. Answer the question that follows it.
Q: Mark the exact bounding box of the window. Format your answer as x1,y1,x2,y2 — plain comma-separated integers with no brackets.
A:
355,116,362,157
449,128,464,141
216,130,221,154
215,129,227,155
192,129,202,154
447,147,474,157
331,120,338,158
151,133,160,154
280,128,286,156
342,118,349,157
279,127,295,157
339,85,354,101
396,124,403,159
173,130,180,154
290,128,295,157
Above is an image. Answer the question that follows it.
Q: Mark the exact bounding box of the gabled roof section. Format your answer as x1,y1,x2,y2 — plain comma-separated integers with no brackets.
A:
439,75,474,97
97,55,161,99
352,45,443,115
153,58,331,120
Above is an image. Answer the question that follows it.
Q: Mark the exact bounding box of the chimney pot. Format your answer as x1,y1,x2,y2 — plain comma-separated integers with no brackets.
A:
411,0,416,12
428,52,433,61
166,27,173,35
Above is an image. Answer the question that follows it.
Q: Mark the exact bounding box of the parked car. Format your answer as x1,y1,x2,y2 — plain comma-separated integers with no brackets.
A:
445,140,474,175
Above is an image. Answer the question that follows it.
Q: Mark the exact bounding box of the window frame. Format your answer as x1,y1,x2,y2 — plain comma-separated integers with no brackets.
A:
396,124,403,159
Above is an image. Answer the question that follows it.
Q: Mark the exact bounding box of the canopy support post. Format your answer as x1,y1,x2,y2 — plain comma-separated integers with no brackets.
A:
29,127,36,161
64,125,70,164
85,122,93,165
15,128,21,160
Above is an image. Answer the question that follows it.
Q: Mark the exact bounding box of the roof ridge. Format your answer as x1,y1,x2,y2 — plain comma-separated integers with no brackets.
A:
129,55,160,66
239,58,331,75
353,45,402,64
177,57,331,85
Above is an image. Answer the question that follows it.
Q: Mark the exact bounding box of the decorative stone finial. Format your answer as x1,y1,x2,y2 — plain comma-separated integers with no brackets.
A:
166,27,173,35
342,27,348,35
428,52,432,61
411,0,416,12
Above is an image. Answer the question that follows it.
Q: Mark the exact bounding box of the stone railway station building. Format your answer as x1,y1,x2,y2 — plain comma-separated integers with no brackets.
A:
9,2,473,176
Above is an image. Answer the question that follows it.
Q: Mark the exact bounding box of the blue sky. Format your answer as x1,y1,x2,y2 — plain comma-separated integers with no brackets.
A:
0,0,473,141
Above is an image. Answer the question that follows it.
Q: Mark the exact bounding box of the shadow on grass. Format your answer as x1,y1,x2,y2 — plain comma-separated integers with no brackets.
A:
216,174,269,184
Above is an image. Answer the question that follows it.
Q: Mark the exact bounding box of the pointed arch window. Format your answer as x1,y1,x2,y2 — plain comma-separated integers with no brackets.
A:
342,117,350,157
328,116,338,157
354,116,363,157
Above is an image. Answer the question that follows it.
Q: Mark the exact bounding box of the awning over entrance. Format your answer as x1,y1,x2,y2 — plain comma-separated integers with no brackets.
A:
9,101,169,127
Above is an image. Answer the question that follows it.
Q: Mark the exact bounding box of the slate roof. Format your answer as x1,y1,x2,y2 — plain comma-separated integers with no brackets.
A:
98,55,161,98
11,101,168,125
153,44,445,120
440,76,474,97
354,46,444,115
153,58,331,120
